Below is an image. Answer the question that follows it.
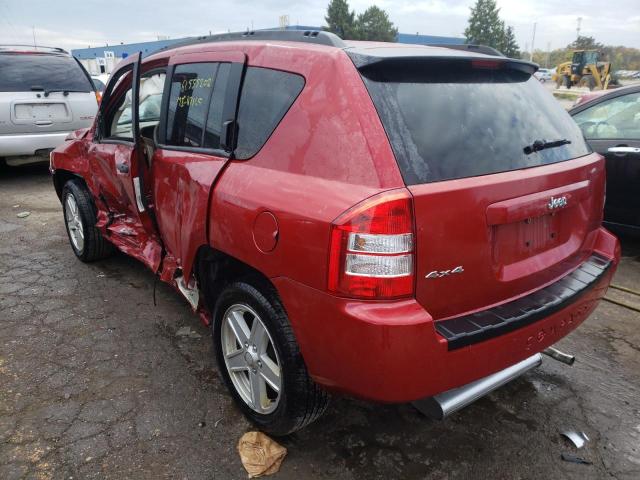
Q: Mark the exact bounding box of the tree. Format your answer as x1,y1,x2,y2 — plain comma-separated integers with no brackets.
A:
464,0,505,50
568,35,604,51
354,6,398,42
501,26,520,58
464,0,521,57
324,0,356,39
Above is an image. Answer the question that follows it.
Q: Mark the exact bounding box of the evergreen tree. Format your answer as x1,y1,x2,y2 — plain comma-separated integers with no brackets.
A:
568,36,604,50
324,0,356,39
354,5,398,42
464,0,521,56
502,26,521,58
464,0,506,50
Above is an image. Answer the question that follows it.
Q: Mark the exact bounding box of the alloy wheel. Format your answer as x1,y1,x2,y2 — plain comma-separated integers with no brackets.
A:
65,193,84,252
221,304,282,414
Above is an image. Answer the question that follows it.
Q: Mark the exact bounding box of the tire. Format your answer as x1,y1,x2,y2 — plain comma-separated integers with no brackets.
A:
580,75,596,91
555,76,563,88
563,75,572,89
213,280,329,436
61,180,114,262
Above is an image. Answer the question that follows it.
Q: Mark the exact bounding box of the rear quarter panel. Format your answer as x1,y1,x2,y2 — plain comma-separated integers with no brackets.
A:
209,45,405,290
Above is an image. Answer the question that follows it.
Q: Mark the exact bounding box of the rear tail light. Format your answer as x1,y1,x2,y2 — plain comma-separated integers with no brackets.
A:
328,190,415,299
95,91,103,104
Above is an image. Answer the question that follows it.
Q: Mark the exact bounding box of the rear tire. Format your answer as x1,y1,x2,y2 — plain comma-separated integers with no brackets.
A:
62,180,114,262
580,74,596,91
213,280,329,436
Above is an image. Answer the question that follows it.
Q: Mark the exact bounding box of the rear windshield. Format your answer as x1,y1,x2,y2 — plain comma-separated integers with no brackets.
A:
360,63,591,184
0,54,93,93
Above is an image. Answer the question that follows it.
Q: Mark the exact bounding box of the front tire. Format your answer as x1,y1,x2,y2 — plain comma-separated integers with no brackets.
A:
62,180,113,262
213,280,329,436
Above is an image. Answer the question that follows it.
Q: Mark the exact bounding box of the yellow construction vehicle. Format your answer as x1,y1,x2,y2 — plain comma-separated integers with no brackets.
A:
552,50,613,90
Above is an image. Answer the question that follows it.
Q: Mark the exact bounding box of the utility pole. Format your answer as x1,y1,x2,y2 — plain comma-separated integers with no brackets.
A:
529,22,537,62
32,26,36,47
576,17,582,40
546,41,551,68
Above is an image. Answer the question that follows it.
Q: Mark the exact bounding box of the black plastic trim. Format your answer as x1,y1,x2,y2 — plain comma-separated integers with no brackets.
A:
435,254,612,350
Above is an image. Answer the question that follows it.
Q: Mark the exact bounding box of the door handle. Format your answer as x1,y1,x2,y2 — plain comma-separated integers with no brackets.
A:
607,146,640,154
117,162,129,174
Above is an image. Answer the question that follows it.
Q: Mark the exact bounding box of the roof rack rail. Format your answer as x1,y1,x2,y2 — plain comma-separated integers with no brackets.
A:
159,30,346,53
0,44,68,54
427,44,504,57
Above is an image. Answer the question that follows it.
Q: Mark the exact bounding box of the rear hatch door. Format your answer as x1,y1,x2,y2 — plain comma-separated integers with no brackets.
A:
358,55,604,319
0,52,97,135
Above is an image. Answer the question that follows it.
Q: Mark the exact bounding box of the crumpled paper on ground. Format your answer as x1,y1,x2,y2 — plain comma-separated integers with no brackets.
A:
237,431,287,478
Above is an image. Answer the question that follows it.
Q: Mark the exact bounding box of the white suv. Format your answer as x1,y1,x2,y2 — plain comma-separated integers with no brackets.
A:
0,45,98,168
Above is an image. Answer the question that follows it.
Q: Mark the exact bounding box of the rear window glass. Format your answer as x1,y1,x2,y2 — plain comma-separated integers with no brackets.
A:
0,54,93,93
361,64,591,184
235,67,304,159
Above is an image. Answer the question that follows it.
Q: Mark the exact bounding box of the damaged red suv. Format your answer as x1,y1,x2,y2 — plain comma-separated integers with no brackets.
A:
50,31,620,435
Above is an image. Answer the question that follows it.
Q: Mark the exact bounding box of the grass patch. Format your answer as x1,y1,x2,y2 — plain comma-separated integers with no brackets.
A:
553,92,580,100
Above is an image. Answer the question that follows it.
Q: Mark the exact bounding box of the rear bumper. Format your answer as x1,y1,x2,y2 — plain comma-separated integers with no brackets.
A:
275,227,620,403
0,131,69,158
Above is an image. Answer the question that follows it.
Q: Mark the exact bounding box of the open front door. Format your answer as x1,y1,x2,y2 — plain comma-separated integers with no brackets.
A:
88,52,163,272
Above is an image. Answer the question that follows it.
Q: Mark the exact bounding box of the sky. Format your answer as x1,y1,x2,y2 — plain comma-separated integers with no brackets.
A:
1,0,639,52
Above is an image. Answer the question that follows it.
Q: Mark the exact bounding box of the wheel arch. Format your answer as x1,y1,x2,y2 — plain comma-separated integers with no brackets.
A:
53,169,88,200
193,245,278,317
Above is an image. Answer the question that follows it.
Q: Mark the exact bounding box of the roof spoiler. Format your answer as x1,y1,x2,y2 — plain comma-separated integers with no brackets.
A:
159,30,346,53
350,54,538,77
427,43,504,57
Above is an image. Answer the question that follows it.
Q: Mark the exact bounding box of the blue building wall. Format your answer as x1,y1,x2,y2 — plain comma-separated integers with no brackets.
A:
71,27,464,60
396,33,464,45
72,38,185,60
283,25,465,45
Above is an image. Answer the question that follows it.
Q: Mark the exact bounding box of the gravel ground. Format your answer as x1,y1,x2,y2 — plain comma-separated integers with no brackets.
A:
1,164,639,479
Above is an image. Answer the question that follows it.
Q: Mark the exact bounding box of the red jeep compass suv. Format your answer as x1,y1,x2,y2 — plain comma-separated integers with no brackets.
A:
50,31,620,435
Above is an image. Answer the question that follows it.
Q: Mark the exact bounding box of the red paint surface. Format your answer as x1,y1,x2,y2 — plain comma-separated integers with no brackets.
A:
51,40,619,403
253,211,279,253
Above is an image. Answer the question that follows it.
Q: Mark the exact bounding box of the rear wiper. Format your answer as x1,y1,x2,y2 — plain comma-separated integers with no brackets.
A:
43,89,89,97
30,86,87,97
523,138,571,155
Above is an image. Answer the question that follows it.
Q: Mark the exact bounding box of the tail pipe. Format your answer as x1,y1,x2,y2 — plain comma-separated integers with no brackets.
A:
542,346,575,365
412,353,542,420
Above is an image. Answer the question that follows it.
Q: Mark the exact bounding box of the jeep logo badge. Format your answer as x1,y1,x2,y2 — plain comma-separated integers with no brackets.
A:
547,196,567,210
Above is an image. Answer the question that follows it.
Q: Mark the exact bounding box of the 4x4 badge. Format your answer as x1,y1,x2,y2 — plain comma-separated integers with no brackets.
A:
548,196,567,210
425,266,464,279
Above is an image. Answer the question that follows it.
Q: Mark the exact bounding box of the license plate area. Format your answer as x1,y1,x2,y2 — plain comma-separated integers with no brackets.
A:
12,102,70,124
492,212,567,266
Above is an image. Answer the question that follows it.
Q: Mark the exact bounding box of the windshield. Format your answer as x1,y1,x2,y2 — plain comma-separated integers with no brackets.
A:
0,54,93,93
361,65,591,184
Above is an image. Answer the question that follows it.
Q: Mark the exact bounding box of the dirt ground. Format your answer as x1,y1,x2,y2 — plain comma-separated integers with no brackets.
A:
1,164,639,480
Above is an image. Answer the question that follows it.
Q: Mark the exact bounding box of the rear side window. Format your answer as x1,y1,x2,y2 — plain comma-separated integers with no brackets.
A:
361,64,591,184
235,67,304,160
166,63,228,148
0,54,93,92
